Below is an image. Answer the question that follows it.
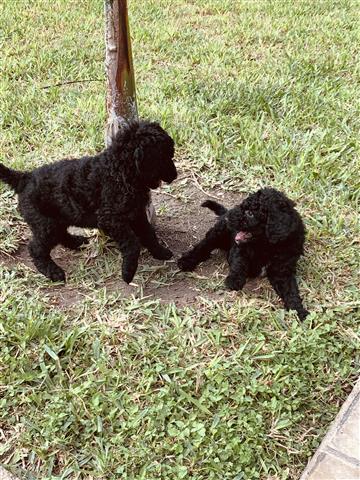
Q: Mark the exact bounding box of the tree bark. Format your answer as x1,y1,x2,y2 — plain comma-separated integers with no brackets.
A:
104,0,155,222
104,0,137,142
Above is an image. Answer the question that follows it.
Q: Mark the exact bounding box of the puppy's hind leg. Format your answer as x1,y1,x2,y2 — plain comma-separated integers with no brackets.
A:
28,226,66,282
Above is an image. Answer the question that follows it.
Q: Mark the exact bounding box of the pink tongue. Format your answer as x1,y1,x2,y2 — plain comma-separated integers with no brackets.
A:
235,231,250,242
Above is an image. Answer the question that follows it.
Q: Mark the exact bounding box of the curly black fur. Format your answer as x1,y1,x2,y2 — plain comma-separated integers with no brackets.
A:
0,120,177,284
178,188,309,320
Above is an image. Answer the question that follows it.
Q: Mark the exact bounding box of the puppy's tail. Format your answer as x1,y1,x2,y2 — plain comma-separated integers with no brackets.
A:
201,199,227,216
0,163,29,193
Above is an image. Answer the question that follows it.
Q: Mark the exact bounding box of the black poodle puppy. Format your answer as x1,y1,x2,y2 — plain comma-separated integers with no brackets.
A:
178,188,309,320
0,120,177,284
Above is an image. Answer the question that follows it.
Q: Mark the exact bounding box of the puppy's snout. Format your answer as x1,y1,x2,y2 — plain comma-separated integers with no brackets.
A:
164,174,177,184
162,164,178,184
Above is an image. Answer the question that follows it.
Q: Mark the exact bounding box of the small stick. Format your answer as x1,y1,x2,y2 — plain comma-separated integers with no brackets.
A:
41,79,103,89
191,172,221,200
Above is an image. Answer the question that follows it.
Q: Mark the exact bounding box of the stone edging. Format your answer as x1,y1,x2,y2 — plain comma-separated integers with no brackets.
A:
301,376,360,479
0,467,18,480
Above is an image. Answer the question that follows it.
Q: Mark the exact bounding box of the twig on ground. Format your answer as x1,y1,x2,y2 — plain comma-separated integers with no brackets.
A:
41,79,103,89
156,190,180,200
191,172,221,200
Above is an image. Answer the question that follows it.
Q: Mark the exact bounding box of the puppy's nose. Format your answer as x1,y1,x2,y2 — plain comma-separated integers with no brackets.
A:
165,173,177,184
163,165,177,184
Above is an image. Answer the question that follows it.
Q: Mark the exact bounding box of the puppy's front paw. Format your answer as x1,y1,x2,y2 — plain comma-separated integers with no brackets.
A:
122,267,136,284
225,274,244,291
177,254,198,272
47,265,66,283
298,308,310,321
152,246,173,260
122,258,138,284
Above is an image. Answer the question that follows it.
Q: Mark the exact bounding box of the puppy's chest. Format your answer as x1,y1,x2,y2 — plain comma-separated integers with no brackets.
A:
240,241,274,265
74,212,98,228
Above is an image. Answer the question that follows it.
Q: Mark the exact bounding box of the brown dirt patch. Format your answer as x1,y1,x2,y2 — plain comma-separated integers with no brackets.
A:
0,178,265,308
0,243,87,308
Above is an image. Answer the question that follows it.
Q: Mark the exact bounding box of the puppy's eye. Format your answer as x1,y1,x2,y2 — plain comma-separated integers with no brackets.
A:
245,210,254,218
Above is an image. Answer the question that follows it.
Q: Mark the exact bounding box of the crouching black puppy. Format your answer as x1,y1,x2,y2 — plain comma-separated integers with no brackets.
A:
178,188,309,320
0,120,177,284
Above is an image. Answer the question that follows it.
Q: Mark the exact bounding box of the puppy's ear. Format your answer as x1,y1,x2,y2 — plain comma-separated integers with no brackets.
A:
265,199,297,243
134,146,144,173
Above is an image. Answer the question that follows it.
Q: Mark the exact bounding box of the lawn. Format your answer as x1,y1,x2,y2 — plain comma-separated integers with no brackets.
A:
0,1,359,479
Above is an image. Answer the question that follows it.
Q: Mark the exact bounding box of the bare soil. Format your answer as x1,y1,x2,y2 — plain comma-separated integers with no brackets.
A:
0,178,265,308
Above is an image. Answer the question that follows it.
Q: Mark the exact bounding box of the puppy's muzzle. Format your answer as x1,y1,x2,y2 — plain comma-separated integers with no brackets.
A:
162,165,177,184
235,231,252,244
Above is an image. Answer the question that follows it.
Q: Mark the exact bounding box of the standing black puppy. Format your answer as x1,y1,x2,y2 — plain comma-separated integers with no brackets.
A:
0,120,177,284
178,188,309,320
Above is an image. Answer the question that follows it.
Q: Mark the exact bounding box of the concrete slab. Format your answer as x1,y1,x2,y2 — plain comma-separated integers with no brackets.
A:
301,377,360,480
305,452,359,480
0,468,17,480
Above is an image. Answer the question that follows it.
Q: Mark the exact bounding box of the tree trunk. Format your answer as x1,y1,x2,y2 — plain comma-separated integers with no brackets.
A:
104,0,155,222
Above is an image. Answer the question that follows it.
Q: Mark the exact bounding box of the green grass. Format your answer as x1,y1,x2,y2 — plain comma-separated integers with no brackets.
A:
0,1,359,479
